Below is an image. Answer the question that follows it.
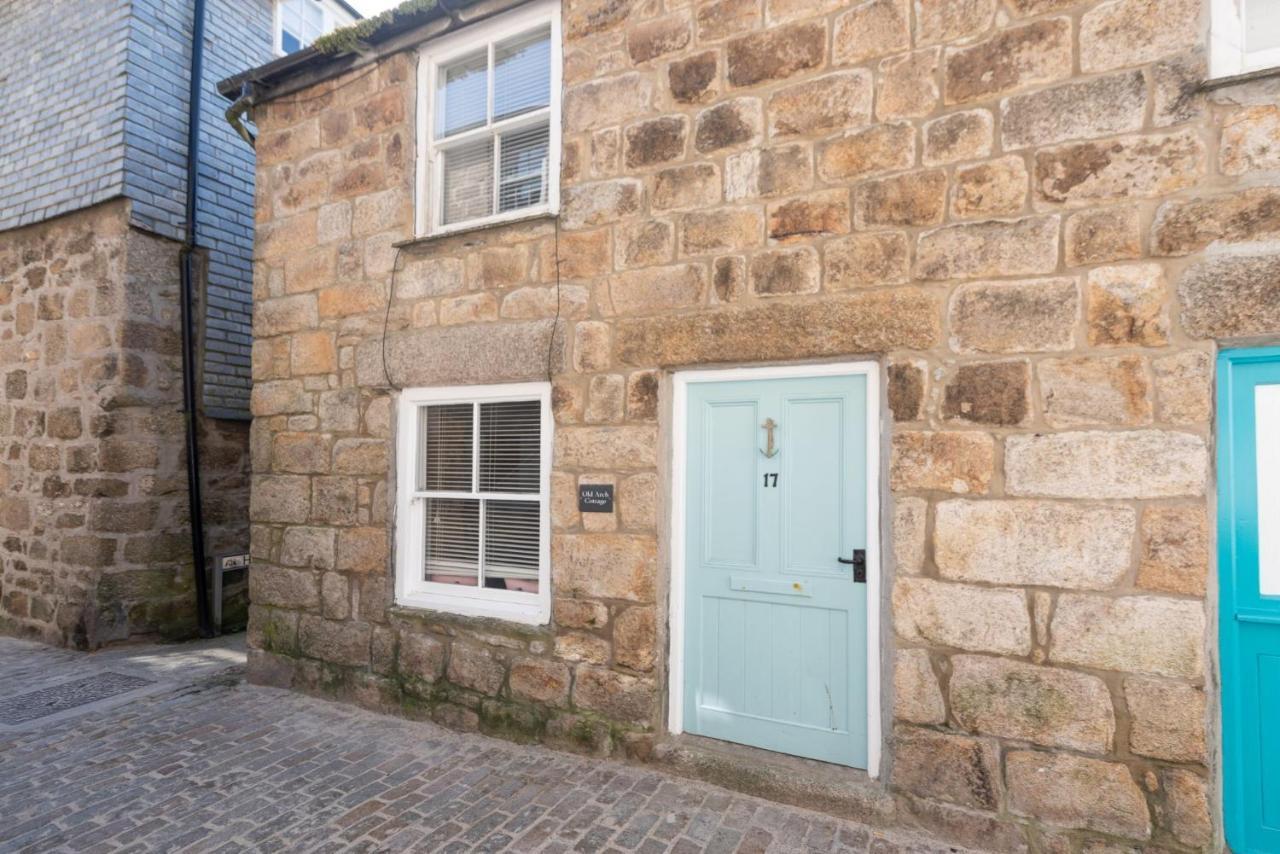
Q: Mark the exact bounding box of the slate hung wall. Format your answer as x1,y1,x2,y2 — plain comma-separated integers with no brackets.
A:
244,0,1280,849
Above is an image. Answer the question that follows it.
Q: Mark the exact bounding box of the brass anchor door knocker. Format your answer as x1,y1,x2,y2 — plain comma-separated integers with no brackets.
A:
760,418,779,458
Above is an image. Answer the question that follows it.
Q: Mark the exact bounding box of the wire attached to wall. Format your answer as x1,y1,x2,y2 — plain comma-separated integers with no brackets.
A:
546,215,562,384
381,245,404,391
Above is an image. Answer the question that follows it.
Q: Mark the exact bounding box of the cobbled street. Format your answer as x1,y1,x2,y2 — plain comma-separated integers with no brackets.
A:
0,637,978,853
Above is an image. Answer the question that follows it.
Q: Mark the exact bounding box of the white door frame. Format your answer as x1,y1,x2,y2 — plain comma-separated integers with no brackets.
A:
667,361,883,778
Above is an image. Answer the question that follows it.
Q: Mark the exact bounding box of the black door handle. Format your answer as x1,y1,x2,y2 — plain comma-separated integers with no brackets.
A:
838,549,867,583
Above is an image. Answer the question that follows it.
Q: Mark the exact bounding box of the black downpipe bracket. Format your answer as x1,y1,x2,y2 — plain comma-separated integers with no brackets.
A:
181,0,214,638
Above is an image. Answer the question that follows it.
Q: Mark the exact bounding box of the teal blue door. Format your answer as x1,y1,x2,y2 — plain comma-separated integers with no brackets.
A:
1221,347,1280,853
683,373,869,768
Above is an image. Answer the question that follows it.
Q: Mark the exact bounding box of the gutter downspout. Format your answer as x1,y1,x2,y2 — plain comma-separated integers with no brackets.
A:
181,0,214,638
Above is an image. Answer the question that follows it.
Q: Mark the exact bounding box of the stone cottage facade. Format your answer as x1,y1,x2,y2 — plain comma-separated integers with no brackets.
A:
224,0,1280,849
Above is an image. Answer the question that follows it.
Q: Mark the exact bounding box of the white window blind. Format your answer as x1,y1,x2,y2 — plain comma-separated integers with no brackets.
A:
418,2,561,235
397,385,551,623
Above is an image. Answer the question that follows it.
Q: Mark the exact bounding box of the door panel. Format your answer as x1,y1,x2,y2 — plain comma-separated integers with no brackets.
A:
683,373,868,768
1220,348,1280,853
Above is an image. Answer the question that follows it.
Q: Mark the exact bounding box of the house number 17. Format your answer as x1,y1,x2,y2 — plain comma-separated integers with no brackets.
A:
762,473,779,488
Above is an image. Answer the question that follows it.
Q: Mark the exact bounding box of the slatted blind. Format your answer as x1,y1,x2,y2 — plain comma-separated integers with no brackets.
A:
419,399,543,592
432,23,552,228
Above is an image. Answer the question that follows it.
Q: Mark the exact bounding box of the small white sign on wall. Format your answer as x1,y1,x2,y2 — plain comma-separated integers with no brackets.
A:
1257,384,1280,596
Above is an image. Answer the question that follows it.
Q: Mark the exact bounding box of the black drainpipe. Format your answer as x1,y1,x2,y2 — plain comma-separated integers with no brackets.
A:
180,0,214,638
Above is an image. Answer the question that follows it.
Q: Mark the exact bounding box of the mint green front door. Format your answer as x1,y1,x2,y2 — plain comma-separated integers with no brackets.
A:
683,373,869,768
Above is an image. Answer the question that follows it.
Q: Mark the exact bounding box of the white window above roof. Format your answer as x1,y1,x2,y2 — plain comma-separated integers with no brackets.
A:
275,0,360,56
1212,0,1280,79
416,0,562,236
394,383,553,624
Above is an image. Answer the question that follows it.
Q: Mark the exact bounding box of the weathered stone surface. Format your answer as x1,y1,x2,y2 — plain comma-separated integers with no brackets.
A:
1006,430,1207,499
935,499,1135,589
250,565,319,610
1064,206,1141,267
825,232,909,290
564,73,653,132
916,0,995,44
1124,677,1207,763
1152,187,1280,256
1221,106,1280,175
555,427,658,470
251,475,311,524
510,657,571,705
1086,264,1168,347
281,526,335,571
894,649,944,724
887,359,926,423
1034,131,1205,206
607,264,707,315
1051,593,1205,678
1162,769,1212,848
572,666,652,723
948,277,1078,354
944,18,1072,104
668,51,718,105
399,632,445,682
1001,71,1146,150
1179,253,1280,340
613,607,655,671
615,289,941,367
1153,350,1211,426
767,191,850,242
855,170,948,228
694,98,763,153
552,533,656,602
952,157,1027,219
573,321,611,373
358,320,561,388
556,632,610,664
832,0,909,66
923,110,992,166
889,495,926,579
1006,752,1151,839
681,208,763,255
877,50,940,121
817,123,915,183
749,247,820,296
893,577,1030,655
768,71,872,139
893,727,1000,811
916,216,1059,281
1039,355,1151,427
560,179,643,229
652,163,720,211
726,22,825,88
299,616,370,668
1080,0,1199,73
626,13,690,64
950,655,1115,752
726,144,813,201
695,0,758,42
890,431,994,495
554,598,609,630
447,643,505,695
941,360,1029,426
623,116,687,168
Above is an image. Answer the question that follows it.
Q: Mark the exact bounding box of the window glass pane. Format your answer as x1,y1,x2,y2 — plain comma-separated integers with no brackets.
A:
441,138,495,225
424,498,479,586
498,123,550,214
483,500,540,592
281,30,302,53
1247,0,1280,53
479,400,541,493
494,26,551,121
437,48,488,138
420,403,473,491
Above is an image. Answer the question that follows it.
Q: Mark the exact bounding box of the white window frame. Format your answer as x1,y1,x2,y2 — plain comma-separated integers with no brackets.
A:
414,0,563,237
273,0,357,57
394,382,553,624
1211,0,1280,79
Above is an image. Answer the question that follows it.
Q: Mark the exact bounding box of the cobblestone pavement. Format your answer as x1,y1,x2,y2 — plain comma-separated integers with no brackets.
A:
0,637,979,854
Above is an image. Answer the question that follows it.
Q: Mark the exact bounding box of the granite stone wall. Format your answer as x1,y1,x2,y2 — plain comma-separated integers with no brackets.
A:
244,0,1280,849
0,200,251,648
